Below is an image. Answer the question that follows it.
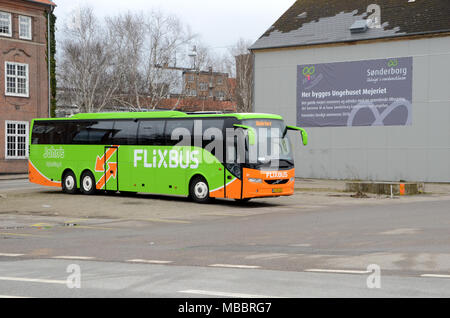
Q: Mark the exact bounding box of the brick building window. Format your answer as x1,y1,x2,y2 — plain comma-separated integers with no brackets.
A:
216,90,225,99
19,15,32,40
0,11,12,37
5,121,29,159
199,82,208,91
5,62,29,97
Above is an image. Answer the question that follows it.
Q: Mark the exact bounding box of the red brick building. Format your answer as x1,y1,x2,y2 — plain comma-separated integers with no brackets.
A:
183,68,233,101
0,0,55,174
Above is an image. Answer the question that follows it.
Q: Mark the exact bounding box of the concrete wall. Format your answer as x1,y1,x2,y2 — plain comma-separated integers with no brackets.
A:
254,36,450,182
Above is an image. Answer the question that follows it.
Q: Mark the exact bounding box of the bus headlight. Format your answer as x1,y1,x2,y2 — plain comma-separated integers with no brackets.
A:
290,177,295,183
248,178,263,183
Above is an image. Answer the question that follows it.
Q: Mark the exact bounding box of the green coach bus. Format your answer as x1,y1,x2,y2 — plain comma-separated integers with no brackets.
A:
29,111,308,203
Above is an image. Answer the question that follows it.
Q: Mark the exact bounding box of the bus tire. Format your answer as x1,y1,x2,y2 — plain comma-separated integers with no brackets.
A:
80,171,96,195
189,176,210,203
62,171,78,194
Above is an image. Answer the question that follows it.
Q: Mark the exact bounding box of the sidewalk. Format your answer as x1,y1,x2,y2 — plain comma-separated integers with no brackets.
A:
0,174,28,181
295,178,346,192
295,178,450,195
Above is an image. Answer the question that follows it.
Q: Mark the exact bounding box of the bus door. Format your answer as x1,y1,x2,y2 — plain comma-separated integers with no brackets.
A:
197,118,228,199
224,118,243,199
104,146,119,192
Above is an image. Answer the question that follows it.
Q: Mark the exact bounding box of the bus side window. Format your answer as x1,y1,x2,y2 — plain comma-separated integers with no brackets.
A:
66,122,81,145
112,120,138,145
138,120,165,146
52,123,68,144
165,120,193,146
89,121,114,145
199,119,224,154
70,121,113,145
71,121,90,145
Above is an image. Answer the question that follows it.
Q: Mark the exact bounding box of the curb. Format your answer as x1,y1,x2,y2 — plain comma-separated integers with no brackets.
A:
0,175,29,181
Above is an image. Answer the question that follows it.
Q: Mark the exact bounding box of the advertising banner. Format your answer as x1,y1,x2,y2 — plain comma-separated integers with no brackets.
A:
297,57,413,127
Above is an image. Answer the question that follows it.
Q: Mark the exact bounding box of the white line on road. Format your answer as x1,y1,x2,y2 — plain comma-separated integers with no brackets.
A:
127,259,173,264
0,295,31,298
305,269,371,274
289,244,311,247
179,290,277,298
421,274,450,279
0,253,24,257
52,256,95,260
0,276,67,285
209,264,261,269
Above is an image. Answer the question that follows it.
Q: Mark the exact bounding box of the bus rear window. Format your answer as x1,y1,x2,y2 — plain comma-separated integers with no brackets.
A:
32,122,67,144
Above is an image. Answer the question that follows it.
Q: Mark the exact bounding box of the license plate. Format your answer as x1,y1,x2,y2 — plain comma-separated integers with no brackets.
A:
272,188,283,193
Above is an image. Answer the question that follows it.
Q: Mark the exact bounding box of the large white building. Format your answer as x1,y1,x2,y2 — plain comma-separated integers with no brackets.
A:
251,0,450,182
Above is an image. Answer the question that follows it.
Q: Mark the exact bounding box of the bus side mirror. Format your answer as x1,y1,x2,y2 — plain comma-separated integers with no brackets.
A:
234,124,256,146
287,126,308,146
247,129,256,146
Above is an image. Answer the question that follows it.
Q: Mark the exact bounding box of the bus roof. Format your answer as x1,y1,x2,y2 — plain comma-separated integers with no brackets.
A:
34,111,284,121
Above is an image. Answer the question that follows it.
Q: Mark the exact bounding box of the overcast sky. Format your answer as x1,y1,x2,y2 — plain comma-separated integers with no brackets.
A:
53,0,294,52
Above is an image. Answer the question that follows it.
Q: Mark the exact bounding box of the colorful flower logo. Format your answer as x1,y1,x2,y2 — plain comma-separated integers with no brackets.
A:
302,66,315,80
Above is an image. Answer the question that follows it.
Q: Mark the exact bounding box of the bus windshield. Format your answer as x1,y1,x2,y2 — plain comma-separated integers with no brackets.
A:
241,119,294,168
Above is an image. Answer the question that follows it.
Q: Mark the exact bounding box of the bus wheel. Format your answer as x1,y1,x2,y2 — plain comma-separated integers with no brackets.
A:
80,171,96,195
190,176,210,203
62,171,78,194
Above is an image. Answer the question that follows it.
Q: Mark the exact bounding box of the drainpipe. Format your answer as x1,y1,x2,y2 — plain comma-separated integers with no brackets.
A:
47,6,54,118
251,51,255,113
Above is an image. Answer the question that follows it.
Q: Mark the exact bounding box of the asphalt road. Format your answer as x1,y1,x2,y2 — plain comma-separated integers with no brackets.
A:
1,259,450,298
1,179,450,297
0,179,40,191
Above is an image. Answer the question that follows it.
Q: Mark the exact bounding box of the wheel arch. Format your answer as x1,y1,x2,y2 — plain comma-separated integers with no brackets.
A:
61,168,75,182
80,168,95,179
188,173,209,189
80,168,96,183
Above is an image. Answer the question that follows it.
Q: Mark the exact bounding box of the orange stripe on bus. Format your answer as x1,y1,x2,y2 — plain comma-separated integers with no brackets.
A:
28,161,61,187
96,162,118,190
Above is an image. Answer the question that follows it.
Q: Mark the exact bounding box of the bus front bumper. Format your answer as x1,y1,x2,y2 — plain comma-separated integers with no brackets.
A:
242,168,295,199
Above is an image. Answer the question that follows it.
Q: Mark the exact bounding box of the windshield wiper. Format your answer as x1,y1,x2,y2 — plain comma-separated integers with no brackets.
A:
278,159,294,166
254,159,294,168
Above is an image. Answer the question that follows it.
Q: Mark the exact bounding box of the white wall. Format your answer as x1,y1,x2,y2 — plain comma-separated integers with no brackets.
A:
254,36,450,182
